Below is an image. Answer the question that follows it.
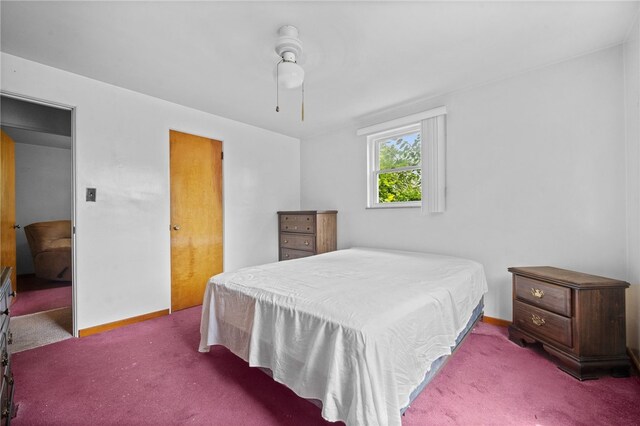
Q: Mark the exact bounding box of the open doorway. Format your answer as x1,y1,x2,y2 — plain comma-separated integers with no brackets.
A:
0,94,74,351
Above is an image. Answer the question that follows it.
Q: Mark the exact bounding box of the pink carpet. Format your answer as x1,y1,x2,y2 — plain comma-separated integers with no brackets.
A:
10,275,72,317
405,324,640,425
10,307,640,425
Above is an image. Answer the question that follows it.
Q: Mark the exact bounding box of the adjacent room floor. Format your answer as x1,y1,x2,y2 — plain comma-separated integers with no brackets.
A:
10,274,72,353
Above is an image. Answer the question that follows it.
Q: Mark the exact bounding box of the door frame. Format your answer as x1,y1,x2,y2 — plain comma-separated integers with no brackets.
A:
0,90,78,337
168,128,224,313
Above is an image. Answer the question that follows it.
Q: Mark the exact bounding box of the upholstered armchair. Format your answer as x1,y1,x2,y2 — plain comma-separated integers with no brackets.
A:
24,220,72,282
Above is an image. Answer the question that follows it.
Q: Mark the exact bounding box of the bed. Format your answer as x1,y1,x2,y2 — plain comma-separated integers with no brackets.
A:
199,247,488,426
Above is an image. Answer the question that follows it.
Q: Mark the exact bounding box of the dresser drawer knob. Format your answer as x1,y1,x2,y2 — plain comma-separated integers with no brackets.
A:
7,333,12,345
304,241,309,246
530,288,544,299
531,314,545,326
1,352,7,367
284,254,290,258
283,240,288,244
0,309,8,316
8,292,15,298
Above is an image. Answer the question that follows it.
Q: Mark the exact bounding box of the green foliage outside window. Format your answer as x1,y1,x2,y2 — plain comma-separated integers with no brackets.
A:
378,133,422,203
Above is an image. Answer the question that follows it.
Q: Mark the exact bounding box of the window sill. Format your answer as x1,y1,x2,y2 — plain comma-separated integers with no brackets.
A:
366,203,421,209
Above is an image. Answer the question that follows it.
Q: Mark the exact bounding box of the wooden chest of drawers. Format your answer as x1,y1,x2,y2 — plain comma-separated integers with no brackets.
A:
0,267,15,424
508,266,630,380
277,211,337,261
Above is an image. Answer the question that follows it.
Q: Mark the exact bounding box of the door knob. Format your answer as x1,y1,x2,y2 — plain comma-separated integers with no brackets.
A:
173,225,181,231
12,224,20,229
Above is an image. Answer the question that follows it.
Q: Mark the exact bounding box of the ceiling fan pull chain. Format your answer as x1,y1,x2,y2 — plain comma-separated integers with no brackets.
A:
275,59,283,112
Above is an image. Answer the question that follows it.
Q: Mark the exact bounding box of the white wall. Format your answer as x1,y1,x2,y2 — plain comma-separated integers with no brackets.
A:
14,143,72,274
301,46,628,334
1,53,300,331
624,15,640,355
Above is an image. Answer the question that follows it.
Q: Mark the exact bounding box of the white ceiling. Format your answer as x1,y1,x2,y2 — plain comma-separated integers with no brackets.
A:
1,1,638,139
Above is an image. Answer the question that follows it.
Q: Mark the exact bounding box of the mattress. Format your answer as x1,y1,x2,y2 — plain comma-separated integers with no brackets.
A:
199,247,488,426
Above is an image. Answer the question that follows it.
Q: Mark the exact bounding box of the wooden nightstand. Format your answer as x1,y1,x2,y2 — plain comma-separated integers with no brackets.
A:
277,211,337,261
508,266,630,380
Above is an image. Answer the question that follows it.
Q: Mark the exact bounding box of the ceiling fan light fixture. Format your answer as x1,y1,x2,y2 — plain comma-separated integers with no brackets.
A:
274,25,305,120
278,61,305,89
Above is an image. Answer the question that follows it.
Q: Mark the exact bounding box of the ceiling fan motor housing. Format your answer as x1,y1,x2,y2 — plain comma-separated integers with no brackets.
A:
275,25,303,62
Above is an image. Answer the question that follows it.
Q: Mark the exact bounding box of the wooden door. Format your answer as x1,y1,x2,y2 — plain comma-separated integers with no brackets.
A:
0,130,17,291
170,130,223,311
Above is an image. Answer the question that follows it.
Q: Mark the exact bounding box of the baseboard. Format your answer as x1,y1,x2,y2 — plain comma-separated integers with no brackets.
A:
79,309,169,337
628,348,640,375
482,315,511,328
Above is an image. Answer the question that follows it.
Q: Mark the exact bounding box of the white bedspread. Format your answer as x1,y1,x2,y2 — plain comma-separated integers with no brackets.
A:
199,247,488,426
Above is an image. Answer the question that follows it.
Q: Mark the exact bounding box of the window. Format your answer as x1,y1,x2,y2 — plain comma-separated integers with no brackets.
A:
367,124,422,208
361,106,447,212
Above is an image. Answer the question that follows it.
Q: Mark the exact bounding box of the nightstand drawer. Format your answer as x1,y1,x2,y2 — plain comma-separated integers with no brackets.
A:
513,300,572,347
515,275,571,316
280,234,315,252
280,248,314,261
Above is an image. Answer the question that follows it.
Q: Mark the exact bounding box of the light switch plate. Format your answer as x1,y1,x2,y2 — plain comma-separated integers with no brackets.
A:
86,188,97,202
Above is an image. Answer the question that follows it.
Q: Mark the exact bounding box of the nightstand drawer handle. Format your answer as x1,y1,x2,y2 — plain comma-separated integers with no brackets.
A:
531,314,545,326
530,288,544,298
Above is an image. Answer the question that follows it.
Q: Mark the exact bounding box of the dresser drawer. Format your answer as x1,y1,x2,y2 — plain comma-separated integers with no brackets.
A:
281,248,314,261
0,370,14,422
0,307,8,338
0,281,9,314
0,377,8,421
280,234,315,252
1,353,10,386
513,300,572,347
280,214,315,234
515,275,571,317
0,333,7,369
0,319,7,343
281,222,314,234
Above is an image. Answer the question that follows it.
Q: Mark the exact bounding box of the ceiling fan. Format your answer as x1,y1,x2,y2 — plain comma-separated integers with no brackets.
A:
274,25,304,121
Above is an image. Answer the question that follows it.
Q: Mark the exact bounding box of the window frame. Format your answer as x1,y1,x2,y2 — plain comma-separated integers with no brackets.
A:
366,123,422,209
